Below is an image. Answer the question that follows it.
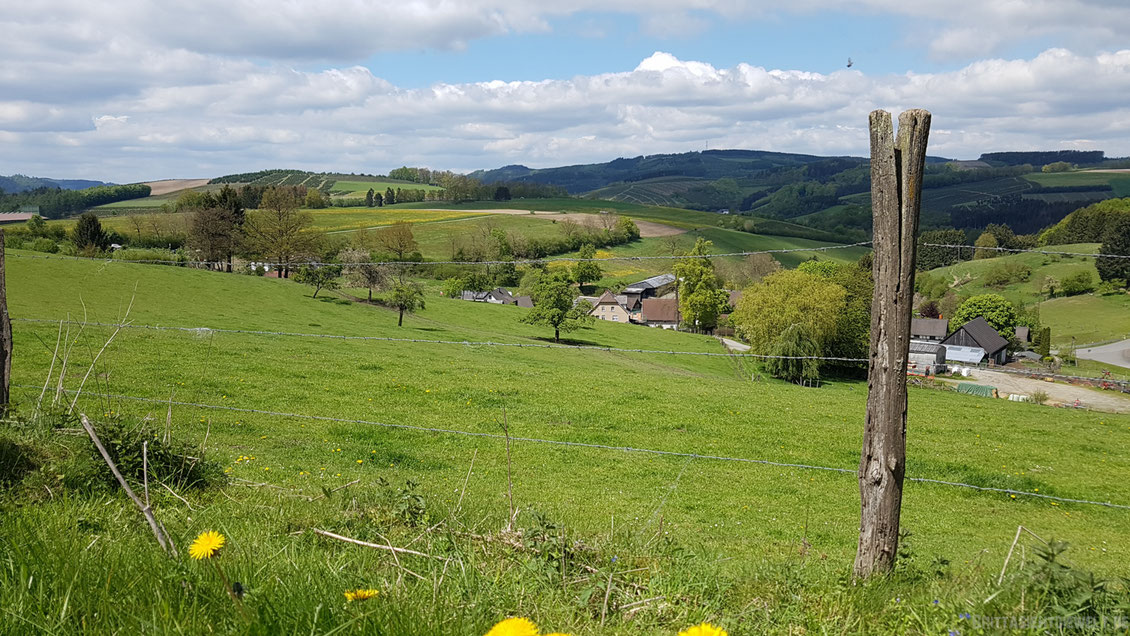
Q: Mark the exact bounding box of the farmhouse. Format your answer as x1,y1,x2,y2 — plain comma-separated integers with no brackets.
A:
589,291,632,323
0,212,36,224
622,274,676,307
941,317,1010,365
461,288,515,304
639,298,680,329
910,318,948,342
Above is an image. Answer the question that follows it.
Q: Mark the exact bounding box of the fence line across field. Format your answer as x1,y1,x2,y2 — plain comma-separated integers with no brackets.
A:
13,317,870,363
8,241,874,268
920,243,1130,259
20,384,1130,511
17,318,1130,385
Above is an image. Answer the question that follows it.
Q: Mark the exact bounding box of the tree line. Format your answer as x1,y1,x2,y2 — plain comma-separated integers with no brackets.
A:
0,183,151,219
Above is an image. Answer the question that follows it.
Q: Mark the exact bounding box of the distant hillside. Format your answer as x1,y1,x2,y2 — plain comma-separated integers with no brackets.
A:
0,174,112,193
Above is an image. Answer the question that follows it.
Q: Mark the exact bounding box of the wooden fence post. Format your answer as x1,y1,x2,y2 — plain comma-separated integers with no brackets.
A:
854,109,931,578
0,229,11,408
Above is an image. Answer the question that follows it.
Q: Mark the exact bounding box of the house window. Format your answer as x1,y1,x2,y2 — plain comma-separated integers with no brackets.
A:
612,315,618,321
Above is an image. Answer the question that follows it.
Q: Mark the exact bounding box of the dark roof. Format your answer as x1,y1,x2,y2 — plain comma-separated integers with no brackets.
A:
911,318,948,339
942,316,1009,355
640,298,679,323
515,295,533,308
1015,326,1030,342
624,273,675,291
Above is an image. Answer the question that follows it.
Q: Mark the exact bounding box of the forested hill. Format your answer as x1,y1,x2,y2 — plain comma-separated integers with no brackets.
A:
468,149,954,194
0,174,112,194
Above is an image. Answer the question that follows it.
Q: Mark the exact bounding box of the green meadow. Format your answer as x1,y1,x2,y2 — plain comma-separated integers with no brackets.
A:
2,251,1129,634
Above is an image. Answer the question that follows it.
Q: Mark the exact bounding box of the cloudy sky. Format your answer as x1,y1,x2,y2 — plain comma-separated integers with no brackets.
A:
3,1,1130,182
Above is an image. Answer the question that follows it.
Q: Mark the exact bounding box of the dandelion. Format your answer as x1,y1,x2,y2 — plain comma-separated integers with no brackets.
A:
189,530,225,560
485,617,538,636
344,588,379,602
357,460,363,464
678,624,728,636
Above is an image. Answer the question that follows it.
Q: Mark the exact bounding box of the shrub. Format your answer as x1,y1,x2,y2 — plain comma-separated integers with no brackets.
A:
30,237,59,253
983,262,1031,287
111,248,184,264
1060,270,1095,296
90,418,226,491
1031,389,1049,405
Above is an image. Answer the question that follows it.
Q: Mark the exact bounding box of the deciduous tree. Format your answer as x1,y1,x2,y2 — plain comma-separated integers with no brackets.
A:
376,221,418,261
389,277,425,327
294,264,342,298
571,244,602,288
341,248,389,302
522,271,591,342
950,294,1017,338
241,187,320,278
1096,215,1130,285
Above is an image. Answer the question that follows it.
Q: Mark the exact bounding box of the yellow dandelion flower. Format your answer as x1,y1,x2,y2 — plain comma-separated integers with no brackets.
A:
485,617,538,636
357,460,363,464
344,588,379,602
679,623,728,636
189,530,225,560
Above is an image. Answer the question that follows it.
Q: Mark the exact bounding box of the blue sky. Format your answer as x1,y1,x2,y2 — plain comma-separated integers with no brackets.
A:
2,1,1130,181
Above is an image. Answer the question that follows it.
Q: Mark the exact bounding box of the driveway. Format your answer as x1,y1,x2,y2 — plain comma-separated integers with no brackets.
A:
966,369,1130,414
718,337,750,352
1076,339,1130,370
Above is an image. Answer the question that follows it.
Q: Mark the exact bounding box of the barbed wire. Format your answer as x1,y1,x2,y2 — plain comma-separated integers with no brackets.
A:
921,243,1130,259
8,241,874,267
12,318,870,363
21,385,1129,510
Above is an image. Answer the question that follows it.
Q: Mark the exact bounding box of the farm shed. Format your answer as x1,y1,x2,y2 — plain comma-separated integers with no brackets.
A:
907,342,946,375
622,274,676,306
461,288,514,304
911,318,948,342
942,317,1009,365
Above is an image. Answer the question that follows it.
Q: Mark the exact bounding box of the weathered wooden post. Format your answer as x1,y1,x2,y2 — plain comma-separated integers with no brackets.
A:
0,229,11,408
854,109,930,578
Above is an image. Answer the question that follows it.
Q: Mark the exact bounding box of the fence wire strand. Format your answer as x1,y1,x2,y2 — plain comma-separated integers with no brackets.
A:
20,385,1128,511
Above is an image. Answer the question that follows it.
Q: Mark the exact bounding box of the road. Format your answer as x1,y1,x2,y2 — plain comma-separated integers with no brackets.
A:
718,337,750,352
967,369,1130,414
1076,339,1130,370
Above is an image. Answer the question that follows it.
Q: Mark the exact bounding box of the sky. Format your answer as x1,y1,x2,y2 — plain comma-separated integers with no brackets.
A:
3,1,1130,183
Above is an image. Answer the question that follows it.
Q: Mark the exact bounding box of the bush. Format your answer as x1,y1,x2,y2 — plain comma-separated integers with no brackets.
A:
90,418,226,491
111,248,184,264
1060,270,1095,296
29,237,58,253
983,262,1031,287
1031,389,1049,405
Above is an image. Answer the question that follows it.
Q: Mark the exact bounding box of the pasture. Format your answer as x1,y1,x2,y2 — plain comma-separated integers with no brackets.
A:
331,180,444,197
2,252,1128,633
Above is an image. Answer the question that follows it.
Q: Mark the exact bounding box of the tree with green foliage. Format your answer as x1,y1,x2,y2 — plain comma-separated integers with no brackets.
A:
765,323,822,385
798,259,873,365
950,294,1017,339
389,278,425,327
1039,197,1130,245
1060,270,1094,296
1042,161,1072,173
293,264,342,298
572,244,602,288
374,191,383,207
1036,327,1052,359
1096,214,1130,285
493,186,511,201
73,212,110,253
305,188,327,209
917,229,969,271
441,277,465,299
675,238,728,333
188,207,240,272
215,184,244,225
732,269,846,355
973,231,999,259
365,188,375,207
385,187,395,206
522,271,592,342
25,214,46,236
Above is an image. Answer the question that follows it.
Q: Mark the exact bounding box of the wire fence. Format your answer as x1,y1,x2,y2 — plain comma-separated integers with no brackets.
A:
12,317,870,363
19,384,1129,511
8,241,875,268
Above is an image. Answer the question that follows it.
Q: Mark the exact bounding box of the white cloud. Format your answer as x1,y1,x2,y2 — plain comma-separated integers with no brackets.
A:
4,1,1130,180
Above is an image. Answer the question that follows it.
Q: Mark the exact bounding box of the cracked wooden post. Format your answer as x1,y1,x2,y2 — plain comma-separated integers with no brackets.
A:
0,229,11,409
854,109,930,578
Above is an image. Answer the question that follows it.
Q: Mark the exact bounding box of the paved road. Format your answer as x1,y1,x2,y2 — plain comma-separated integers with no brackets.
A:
1076,339,1130,370
718,337,750,352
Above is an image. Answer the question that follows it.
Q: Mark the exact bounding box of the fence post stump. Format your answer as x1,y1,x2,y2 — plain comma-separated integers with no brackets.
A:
854,109,931,578
0,229,11,409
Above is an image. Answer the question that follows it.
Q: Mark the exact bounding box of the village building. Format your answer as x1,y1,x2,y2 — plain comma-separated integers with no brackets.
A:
461,288,515,304
639,298,680,329
941,316,1010,365
622,274,676,307
910,317,948,342
907,341,946,375
589,291,632,323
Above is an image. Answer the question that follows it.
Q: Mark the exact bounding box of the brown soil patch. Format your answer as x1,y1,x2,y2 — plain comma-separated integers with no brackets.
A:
144,179,210,196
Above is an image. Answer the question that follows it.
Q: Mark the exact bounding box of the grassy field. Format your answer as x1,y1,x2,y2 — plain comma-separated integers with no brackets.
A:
1023,171,1130,188
3,252,1129,633
925,245,1130,346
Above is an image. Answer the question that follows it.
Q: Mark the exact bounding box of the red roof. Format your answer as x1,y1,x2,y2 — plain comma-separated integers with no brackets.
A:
641,298,679,323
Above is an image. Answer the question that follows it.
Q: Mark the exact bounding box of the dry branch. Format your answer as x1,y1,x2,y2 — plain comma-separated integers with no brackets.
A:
80,414,177,557
310,528,448,561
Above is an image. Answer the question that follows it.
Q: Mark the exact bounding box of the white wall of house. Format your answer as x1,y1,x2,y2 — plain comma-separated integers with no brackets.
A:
591,302,631,323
